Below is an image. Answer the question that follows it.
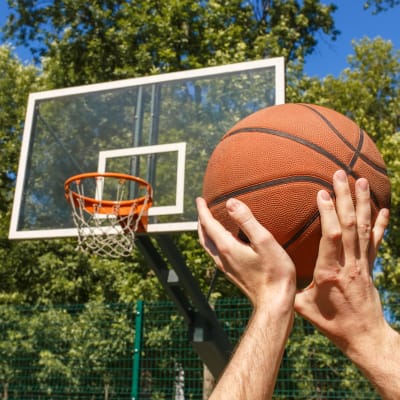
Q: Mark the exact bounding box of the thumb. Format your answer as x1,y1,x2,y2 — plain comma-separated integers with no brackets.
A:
226,198,273,248
294,288,317,319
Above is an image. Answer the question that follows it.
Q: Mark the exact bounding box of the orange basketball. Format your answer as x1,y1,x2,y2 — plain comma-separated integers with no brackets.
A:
202,103,391,288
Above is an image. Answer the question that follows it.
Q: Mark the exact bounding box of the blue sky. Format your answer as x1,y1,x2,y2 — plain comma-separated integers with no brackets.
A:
305,1,399,76
0,0,399,78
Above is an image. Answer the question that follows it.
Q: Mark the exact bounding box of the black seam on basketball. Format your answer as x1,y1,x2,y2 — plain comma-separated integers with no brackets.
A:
358,134,388,174
259,196,379,263
300,105,387,174
223,127,382,208
226,126,356,172
283,209,320,250
208,176,332,207
225,126,387,176
349,127,363,169
238,208,321,250
300,104,358,151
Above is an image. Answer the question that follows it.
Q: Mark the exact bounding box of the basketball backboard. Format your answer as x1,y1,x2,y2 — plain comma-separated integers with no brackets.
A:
9,58,285,239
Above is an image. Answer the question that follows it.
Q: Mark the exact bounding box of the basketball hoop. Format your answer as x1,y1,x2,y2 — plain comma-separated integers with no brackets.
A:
65,172,153,258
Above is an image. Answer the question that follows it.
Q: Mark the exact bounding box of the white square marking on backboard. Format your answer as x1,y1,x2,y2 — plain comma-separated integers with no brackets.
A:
97,142,186,217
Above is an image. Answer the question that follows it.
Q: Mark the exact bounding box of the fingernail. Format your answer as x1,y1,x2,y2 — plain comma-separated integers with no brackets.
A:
357,178,369,192
335,170,347,182
319,190,331,201
380,208,390,218
226,198,240,212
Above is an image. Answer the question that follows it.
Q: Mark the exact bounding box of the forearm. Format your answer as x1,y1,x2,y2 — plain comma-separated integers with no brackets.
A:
210,304,294,400
343,322,400,400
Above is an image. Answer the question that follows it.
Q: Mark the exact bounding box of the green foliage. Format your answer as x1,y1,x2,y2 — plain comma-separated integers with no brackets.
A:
0,303,135,398
0,306,34,392
0,46,37,232
364,0,400,13
4,0,338,85
284,318,379,399
0,237,167,305
0,299,387,399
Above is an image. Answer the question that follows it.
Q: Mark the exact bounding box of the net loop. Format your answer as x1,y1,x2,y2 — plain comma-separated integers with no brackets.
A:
65,172,153,258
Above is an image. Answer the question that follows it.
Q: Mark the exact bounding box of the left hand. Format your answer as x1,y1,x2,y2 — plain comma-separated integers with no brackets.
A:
196,197,296,309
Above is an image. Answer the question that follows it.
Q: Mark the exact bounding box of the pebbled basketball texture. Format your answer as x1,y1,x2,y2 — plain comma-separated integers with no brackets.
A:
202,103,391,289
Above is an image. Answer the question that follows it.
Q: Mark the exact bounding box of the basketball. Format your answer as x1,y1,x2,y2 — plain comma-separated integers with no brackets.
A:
202,103,391,288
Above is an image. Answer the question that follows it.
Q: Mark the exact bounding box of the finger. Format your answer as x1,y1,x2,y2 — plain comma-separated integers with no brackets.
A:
197,197,229,245
225,198,275,252
333,170,357,258
197,213,219,258
196,197,226,269
314,189,342,273
294,287,317,316
355,178,372,260
370,208,390,263
197,197,254,271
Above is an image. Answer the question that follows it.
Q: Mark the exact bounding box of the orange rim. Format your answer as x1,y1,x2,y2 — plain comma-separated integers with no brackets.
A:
64,172,153,216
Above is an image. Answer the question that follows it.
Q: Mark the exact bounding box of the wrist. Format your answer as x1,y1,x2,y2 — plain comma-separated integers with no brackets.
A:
253,289,295,330
254,278,296,315
342,319,398,364
340,321,400,399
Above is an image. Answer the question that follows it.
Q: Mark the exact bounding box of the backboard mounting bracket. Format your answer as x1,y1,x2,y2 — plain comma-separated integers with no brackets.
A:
136,234,233,378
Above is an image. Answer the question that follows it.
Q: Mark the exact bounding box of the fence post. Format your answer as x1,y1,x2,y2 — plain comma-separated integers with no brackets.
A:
131,300,144,400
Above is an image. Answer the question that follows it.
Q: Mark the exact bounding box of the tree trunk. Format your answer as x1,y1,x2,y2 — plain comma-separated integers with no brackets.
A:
3,382,9,400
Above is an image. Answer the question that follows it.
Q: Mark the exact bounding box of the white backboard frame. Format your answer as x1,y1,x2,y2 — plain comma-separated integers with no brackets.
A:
9,57,285,239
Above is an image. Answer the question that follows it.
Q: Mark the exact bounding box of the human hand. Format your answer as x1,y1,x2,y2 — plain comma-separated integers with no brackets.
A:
295,170,391,353
198,197,297,399
196,197,296,310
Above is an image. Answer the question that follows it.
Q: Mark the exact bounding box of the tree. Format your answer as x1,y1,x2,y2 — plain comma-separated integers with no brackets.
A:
0,306,35,399
0,46,37,235
0,303,136,398
364,0,400,13
3,0,339,86
0,46,39,304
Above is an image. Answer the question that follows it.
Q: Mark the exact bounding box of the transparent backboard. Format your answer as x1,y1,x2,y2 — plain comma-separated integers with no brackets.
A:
9,58,285,239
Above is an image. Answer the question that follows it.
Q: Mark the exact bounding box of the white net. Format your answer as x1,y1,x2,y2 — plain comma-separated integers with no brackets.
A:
66,174,152,258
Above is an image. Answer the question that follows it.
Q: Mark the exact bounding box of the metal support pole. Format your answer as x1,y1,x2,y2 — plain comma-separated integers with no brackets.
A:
146,84,161,188
154,235,233,377
136,236,194,324
130,86,144,199
131,300,144,400
136,235,233,378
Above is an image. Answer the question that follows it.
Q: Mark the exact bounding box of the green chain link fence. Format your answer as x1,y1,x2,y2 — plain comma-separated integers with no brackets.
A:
1,296,398,399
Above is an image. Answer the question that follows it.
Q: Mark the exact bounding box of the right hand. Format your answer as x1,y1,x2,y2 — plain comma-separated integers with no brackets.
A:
295,170,390,352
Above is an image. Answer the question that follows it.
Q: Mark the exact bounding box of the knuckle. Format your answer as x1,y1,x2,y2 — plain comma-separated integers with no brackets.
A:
314,265,341,284
348,265,363,280
217,242,231,257
254,229,274,247
325,228,342,242
358,223,371,236
341,213,357,230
